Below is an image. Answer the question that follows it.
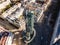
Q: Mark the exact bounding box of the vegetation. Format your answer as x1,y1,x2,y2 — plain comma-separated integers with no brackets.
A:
1,4,12,13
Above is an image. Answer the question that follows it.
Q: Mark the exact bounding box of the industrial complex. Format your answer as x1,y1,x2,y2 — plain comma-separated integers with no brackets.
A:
0,0,60,45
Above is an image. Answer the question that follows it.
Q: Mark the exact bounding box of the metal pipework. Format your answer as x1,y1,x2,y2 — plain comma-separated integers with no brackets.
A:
22,11,36,44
